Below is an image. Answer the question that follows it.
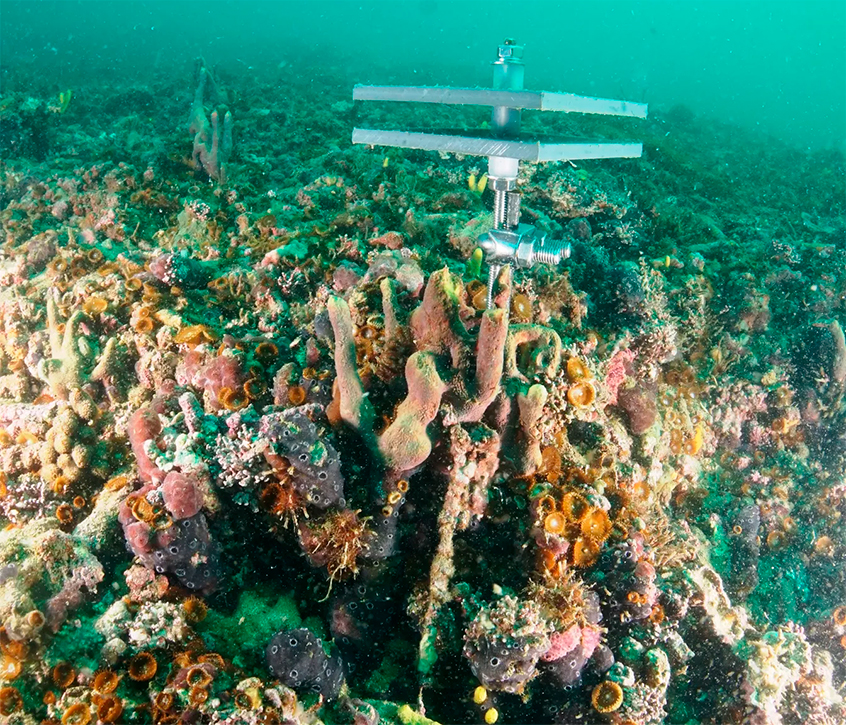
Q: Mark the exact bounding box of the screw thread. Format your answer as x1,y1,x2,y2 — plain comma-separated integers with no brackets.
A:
533,241,571,266
492,189,508,229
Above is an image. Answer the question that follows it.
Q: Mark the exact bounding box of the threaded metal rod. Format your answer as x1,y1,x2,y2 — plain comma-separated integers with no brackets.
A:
492,188,508,229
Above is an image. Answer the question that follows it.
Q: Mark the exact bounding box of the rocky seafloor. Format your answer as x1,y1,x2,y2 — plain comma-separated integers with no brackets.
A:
0,60,844,725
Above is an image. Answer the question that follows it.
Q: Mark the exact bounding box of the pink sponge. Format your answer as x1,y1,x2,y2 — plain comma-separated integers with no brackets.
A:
161,471,204,520
128,407,163,483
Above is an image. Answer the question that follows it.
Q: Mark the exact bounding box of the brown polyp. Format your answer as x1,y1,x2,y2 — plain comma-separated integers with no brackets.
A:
766,530,787,550
649,604,666,624
82,296,108,315
287,386,307,406
544,512,566,536
197,653,225,669
244,378,266,400
128,652,158,681
135,317,155,334
0,633,25,660
255,341,279,360
221,387,249,411
92,669,119,694
581,508,612,543
97,696,123,723
97,262,120,276
52,662,76,689
670,428,684,455
183,596,208,624
511,293,532,322
16,431,37,445
560,492,590,522
25,610,45,629
61,702,91,725
381,505,393,517
832,606,846,626
591,680,623,713
387,491,402,505
572,537,600,567
185,665,212,688
814,535,835,556
626,591,640,603
153,691,174,711
52,475,71,495
43,690,57,705
358,324,379,341
0,686,23,716
567,381,596,408
541,446,562,476
259,710,282,725
56,504,74,524
396,479,409,493
189,687,209,706
72,496,86,509
234,692,253,709
566,357,592,381
471,287,488,311
104,475,128,492
0,655,21,680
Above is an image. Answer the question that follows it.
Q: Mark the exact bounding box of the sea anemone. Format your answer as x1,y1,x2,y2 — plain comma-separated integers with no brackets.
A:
591,680,623,713
128,652,158,681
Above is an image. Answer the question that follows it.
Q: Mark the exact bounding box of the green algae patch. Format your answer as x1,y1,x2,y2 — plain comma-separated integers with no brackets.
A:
396,704,442,725
202,589,301,669
348,701,441,725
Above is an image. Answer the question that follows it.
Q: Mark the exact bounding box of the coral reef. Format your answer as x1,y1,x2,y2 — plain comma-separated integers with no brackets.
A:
0,46,842,725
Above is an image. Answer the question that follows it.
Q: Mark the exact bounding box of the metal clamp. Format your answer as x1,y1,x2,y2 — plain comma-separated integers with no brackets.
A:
479,225,571,307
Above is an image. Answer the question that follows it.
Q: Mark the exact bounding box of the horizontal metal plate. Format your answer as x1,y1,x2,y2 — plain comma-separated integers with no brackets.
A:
353,85,647,118
352,128,643,161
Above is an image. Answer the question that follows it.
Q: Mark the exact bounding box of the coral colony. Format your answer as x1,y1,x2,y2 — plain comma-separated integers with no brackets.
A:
0,39,844,725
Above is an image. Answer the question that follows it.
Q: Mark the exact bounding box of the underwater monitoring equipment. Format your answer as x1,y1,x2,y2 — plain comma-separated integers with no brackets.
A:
352,39,647,307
